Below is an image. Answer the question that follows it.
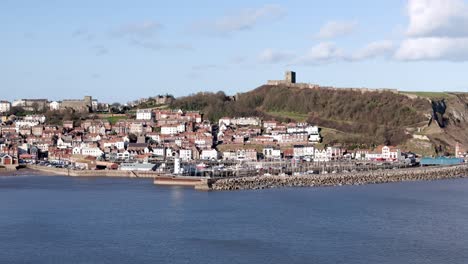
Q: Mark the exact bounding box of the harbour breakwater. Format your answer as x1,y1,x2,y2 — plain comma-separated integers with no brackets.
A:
211,165,468,191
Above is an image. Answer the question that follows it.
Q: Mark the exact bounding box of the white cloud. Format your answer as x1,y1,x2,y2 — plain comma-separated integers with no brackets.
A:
295,42,344,65
395,0,468,61
192,4,286,36
395,37,468,61
112,21,162,38
109,21,192,51
350,40,394,60
130,39,193,51
316,20,357,39
258,48,294,63
407,0,468,37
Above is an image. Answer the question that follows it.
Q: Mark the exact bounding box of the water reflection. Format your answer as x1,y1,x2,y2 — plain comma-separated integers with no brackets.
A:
169,186,186,207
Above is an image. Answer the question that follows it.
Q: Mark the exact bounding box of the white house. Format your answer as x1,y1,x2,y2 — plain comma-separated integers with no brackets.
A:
49,101,61,110
15,120,39,131
147,132,160,142
200,149,219,160
326,147,343,159
309,134,322,143
175,139,182,147
24,115,46,123
179,149,192,161
293,145,315,158
152,147,166,157
218,123,228,132
287,125,318,134
102,139,125,150
136,109,153,120
314,149,329,162
222,150,257,161
381,146,402,161
176,123,186,133
72,147,82,155
263,147,282,159
263,120,278,129
222,151,237,161
35,142,51,152
165,147,174,158
0,101,11,113
161,126,178,135
235,149,257,161
231,117,261,126
57,137,73,149
361,146,402,161
81,147,104,157
218,117,231,126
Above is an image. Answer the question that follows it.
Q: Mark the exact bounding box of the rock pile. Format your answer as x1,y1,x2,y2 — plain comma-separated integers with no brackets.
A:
211,165,468,191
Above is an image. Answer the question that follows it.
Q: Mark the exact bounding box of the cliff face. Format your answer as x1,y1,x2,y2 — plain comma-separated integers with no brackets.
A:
431,100,447,128
427,94,468,154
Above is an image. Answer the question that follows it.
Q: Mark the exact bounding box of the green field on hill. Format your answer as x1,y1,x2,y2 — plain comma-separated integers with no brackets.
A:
400,91,453,99
106,116,128,124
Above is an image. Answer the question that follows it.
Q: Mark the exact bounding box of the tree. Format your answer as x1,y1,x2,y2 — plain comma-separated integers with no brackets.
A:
8,106,27,116
128,133,138,143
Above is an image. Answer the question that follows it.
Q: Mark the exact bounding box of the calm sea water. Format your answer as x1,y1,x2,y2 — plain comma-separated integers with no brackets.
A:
1,175,468,264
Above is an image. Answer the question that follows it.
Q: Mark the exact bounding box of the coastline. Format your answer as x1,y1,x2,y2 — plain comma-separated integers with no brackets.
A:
211,165,468,191
3,164,468,192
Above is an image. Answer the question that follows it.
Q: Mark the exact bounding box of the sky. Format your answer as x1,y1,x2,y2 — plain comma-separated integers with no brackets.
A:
1,0,468,103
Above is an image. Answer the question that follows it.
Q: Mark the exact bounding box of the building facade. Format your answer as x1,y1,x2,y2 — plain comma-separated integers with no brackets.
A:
0,101,11,113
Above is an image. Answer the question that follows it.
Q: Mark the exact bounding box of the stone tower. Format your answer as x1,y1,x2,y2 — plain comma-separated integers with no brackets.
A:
84,96,92,107
285,71,296,83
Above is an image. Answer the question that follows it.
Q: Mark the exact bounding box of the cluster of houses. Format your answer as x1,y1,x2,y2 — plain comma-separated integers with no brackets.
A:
0,103,411,170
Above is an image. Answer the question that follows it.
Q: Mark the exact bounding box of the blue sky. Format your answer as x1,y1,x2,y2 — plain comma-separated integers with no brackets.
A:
1,0,468,103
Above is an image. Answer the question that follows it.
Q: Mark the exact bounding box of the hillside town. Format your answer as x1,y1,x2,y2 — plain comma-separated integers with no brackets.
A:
1,93,466,173
1,71,467,173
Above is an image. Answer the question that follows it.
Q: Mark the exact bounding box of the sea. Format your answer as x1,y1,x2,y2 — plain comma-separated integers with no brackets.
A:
1,175,468,264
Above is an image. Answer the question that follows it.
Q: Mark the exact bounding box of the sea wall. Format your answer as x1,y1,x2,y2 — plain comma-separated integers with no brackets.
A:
26,165,159,178
0,165,19,171
212,165,468,191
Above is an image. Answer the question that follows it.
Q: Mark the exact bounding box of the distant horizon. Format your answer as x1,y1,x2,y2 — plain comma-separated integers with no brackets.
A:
2,0,468,102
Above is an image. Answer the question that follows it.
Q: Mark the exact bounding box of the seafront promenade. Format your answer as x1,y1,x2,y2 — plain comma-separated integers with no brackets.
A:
24,165,208,186
25,165,159,178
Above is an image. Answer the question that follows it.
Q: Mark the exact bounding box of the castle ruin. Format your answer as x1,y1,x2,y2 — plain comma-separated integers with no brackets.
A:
61,96,93,112
267,71,399,94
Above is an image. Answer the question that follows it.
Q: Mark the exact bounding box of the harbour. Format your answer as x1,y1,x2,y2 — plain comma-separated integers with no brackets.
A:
17,161,468,191
2,174,468,264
